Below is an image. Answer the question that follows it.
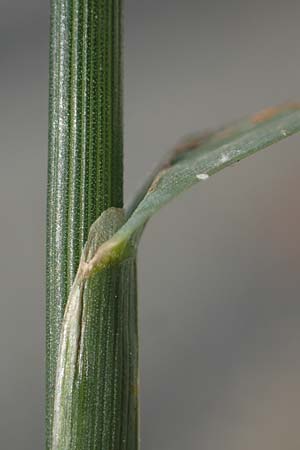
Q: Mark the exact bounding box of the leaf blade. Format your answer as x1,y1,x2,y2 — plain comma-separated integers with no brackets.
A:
81,103,300,279
119,104,300,244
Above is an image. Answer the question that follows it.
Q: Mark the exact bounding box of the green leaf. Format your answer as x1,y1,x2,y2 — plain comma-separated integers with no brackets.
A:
82,103,300,275
51,101,300,450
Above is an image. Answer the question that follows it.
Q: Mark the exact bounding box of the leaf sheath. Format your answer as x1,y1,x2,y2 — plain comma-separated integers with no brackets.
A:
52,209,138,450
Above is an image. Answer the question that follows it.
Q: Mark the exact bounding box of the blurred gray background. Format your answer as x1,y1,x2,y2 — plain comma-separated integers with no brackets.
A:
1,0,300,449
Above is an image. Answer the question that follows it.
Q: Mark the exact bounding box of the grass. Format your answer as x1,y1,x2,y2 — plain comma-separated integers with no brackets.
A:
46,2,300,449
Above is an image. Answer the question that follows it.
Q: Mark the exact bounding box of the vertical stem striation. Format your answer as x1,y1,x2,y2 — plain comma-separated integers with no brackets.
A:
51,209,138,450
47,1,134,449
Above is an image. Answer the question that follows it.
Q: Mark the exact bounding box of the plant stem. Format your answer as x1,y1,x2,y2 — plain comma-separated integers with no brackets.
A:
47,1,138,449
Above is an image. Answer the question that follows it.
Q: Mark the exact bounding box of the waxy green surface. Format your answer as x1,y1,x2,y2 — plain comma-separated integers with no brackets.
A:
46,1,126,449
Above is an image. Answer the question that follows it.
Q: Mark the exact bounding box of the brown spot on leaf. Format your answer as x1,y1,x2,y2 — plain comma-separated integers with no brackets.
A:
212,125,236,142
147,168,169,193
172,131,212,158
251,103,300,124
160,130,214,170
251,107,281,124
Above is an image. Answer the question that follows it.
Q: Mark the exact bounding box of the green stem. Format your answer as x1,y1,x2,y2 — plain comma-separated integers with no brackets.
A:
47,1,138,449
